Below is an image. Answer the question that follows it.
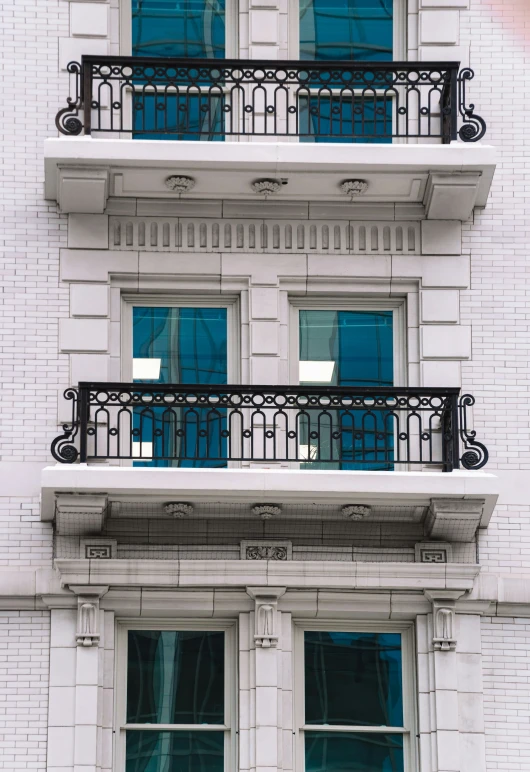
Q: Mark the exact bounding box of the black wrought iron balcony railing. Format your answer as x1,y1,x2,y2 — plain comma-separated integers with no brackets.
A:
56,56,486,143
51,383,488,472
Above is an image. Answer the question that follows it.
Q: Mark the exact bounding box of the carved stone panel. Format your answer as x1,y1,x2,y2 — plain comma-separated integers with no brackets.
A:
240,541,292,561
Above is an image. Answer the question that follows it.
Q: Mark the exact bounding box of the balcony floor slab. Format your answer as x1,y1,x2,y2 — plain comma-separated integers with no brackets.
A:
41,464,499,527
44,139,496,218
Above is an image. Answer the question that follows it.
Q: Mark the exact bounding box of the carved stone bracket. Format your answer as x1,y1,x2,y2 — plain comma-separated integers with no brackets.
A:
246,587,286,649
424,590,466,652
69,585,109,647
55,494,108,536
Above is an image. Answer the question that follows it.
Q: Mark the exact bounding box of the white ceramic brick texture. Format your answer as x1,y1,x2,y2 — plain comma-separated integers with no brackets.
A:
482,617,530,771
0,611,50,769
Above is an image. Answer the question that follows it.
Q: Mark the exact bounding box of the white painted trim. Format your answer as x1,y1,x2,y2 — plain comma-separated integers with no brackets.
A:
293,620,416,772
114,618,237,772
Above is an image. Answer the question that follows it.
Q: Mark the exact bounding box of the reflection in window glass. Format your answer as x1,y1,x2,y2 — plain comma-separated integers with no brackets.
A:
303,631,404,772
133,92,225,141
298,310,394,469
305,732,404,772
305,631,403,726
300,0,393,62
126,730,225,772
132,307,228,467
127,630,225,725
133,307,227,385
299,96,392,143
299,311,393,387
132,0,226,59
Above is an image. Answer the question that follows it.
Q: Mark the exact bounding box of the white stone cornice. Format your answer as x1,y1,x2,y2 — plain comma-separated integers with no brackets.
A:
54,558,480,592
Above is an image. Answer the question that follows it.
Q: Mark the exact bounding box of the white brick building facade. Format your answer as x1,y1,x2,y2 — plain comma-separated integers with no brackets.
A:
1,0,530,770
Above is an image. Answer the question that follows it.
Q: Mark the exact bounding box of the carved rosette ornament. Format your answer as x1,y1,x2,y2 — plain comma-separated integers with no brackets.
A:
341,504,371,520
251,504,282,520
251,179,283,197
340,179,369,199
164,175,195,194
164,502,194,518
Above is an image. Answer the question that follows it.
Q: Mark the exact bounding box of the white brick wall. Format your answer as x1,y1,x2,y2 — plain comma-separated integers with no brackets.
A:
0,611,50,769
459,0,530,473
482,617,530,770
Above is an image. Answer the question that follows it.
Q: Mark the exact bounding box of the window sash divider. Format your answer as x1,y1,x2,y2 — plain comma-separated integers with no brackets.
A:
123,724,230,732
301,725,408,734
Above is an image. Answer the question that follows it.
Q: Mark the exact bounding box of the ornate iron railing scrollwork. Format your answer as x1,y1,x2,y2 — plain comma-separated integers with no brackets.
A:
51,388,80,463
50,383,489,471
458,394,489,470
55,62,83,135
53,57,485,143
457,68,486,142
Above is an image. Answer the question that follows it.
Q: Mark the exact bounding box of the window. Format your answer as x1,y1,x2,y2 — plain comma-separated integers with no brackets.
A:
299,0,394,62
294,624,415,772
295,0,399,144
124,297,239,467
126,0,236,139
116,623,236,772
292,304,402,469
132,0,227,59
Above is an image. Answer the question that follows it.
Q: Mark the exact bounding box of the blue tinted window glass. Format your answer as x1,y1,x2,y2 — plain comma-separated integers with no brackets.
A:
133,307,227,385
300,0,393,62
299,96,392,143
133,92,225,140
127,630,225,724
299,311,393,388
305,732,404,772
132,307,228,467
132,0,226,59
299,310,394,468
126,730,224,772
305,631,403,726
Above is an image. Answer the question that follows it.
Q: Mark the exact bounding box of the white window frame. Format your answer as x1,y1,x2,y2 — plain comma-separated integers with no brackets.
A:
289,298,407,388
121,294,240,383
114,619,238,772
120,0,239,58
289,0,406,62
288,0,408,142
293,620,417,772
118,294,240,465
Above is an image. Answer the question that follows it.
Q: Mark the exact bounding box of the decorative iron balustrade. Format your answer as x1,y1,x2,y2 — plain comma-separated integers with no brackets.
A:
56,57,486,143
51,383,488,471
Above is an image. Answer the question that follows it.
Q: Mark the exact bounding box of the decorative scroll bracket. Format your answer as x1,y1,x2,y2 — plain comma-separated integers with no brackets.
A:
424,590,466,652
69,585,109,647
246,587,286,649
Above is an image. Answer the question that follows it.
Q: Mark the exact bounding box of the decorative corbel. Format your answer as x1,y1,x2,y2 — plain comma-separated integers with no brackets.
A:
69,585,109,647
424,590,466,652
246,587,286,648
